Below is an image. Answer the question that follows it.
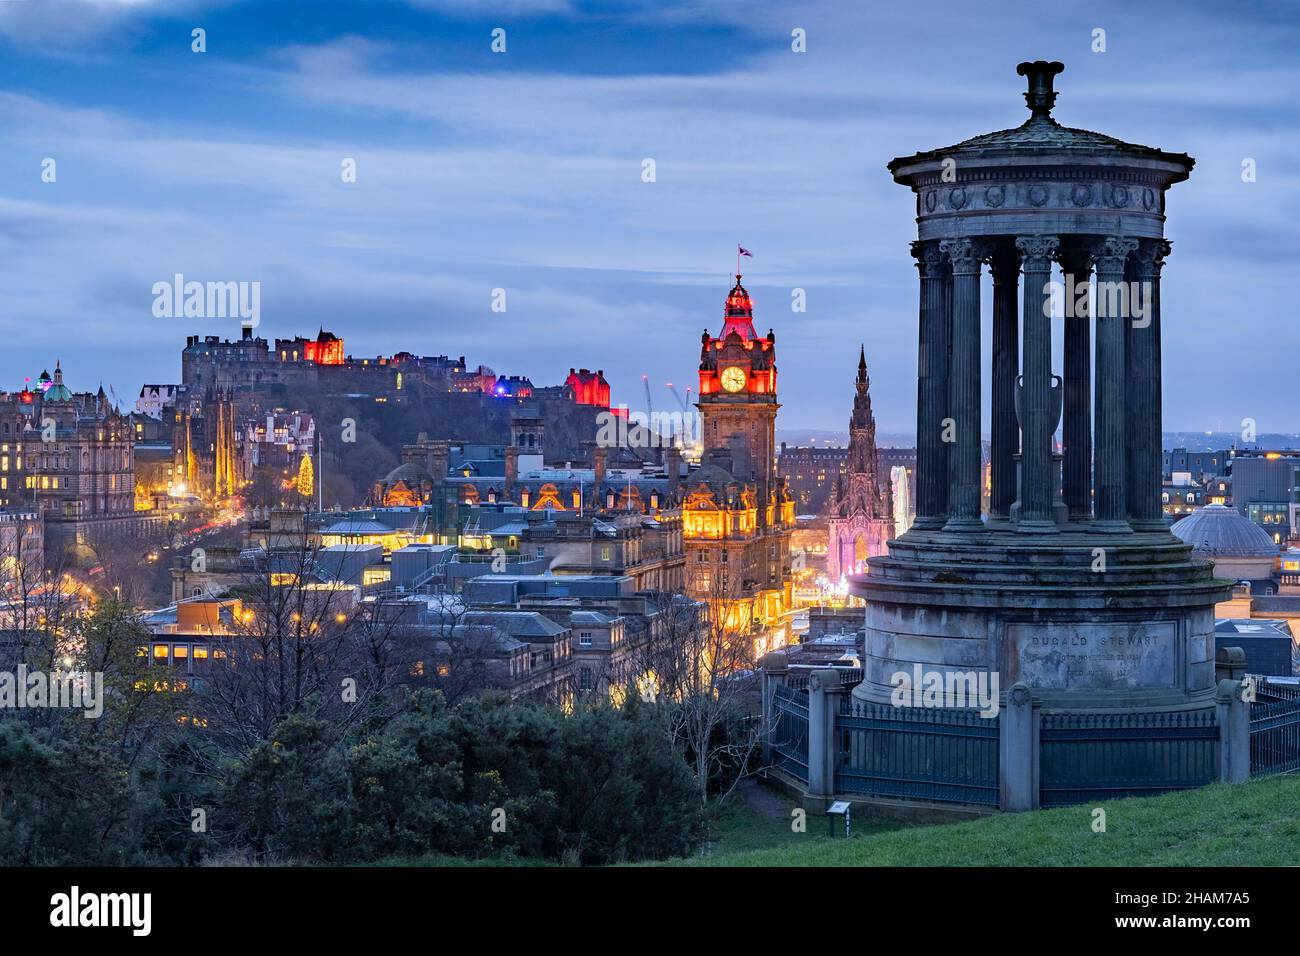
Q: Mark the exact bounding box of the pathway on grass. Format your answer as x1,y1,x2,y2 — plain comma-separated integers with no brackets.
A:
740,777,791,819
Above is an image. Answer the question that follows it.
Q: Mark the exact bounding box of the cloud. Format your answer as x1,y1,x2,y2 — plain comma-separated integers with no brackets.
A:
0,0,221,50
0,0,1297,429
403,0,575,14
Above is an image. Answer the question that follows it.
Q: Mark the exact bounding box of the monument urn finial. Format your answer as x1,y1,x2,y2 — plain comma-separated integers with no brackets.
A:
1016,60,1065,118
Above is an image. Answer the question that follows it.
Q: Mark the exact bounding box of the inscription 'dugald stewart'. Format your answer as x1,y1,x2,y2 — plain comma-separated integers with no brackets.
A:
1004,622,1178,691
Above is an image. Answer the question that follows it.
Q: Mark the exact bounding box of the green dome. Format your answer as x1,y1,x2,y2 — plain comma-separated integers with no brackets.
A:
44,361,73,401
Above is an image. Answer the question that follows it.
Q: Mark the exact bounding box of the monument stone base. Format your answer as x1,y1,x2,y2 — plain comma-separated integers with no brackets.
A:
849,527,1235,713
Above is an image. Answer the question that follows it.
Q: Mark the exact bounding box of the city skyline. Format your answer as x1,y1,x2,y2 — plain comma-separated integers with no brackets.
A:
1,0,1298,892
1,0,1297,433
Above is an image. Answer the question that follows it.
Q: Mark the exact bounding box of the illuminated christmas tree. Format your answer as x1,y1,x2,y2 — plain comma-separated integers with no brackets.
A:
295,453,314,499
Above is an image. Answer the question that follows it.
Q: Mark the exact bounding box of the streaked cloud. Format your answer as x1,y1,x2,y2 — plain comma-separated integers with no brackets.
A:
0,0,1295,434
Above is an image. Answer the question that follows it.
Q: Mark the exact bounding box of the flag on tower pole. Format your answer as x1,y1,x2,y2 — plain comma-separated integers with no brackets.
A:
737,244,752,275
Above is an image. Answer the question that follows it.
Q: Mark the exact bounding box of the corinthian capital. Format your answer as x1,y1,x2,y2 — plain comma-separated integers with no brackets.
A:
910,239,946,277
1013,235,1059,270
939,238,995,275
1087,236,1139,274
1129,238,1172,279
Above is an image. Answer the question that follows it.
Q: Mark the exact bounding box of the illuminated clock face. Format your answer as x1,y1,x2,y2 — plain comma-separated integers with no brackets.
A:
720,366,746,393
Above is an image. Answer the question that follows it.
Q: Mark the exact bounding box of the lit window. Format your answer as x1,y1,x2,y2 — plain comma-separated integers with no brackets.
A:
193,647,208,659
153,645,169,659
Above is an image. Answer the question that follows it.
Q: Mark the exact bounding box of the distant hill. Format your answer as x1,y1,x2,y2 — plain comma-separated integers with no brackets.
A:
776,429,1300,454
1164,432,1300,452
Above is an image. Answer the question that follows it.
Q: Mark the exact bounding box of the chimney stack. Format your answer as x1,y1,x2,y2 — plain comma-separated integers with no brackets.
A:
428,440,450,487
505,446,518,498
665,444,682,496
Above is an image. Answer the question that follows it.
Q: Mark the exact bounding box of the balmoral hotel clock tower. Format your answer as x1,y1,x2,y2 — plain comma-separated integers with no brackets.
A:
682,274,794,646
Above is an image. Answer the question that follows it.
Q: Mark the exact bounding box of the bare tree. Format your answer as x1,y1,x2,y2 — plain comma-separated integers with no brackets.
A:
88,521,174,608
0,531,81,679
416,590,497,705
1,526,182,771
193,527,408,756
630,570,765,814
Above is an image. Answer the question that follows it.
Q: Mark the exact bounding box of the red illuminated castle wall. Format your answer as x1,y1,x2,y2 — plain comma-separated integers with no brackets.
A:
565,368,611,408
302,330,344,366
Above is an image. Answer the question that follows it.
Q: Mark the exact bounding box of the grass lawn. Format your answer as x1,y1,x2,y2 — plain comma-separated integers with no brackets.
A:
688,787,902,860
651,775,1300,867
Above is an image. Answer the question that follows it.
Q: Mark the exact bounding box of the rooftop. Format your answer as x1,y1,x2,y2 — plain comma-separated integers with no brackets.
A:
1171,503,1279,559
889,60,1193,182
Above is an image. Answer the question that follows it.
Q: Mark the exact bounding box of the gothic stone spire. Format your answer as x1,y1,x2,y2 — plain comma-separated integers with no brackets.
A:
836,346,888,520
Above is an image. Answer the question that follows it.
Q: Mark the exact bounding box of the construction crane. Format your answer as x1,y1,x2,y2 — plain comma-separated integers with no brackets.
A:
641,374,653,417
665,381,690,412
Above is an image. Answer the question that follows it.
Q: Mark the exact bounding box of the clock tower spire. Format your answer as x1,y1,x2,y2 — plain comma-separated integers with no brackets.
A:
684,268,793,647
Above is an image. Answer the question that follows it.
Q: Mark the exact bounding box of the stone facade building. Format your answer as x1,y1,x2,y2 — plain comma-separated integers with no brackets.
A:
0,363,160,562
173,388,241,500
779,444,916,521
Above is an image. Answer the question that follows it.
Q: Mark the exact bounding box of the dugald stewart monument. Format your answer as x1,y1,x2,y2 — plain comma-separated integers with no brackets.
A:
851,61,1233,715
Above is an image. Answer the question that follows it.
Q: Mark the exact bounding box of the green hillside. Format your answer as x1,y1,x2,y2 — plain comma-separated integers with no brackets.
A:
654,776,1300,867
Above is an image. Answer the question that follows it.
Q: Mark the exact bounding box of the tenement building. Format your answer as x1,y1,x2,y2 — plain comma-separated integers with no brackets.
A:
852,61,1231,715
683,274,794,639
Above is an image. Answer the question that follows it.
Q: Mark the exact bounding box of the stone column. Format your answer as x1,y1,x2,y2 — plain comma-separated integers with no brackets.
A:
1013,235,1059,533
999,683,1041,811
989,244,1020,522
806,668,848,811
910,241,949,530
942,267,955,508
1126,239,1170,531
940,239,990,532
1215,678,1251,784
1058,244,1093,523
1090,237,1138,533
